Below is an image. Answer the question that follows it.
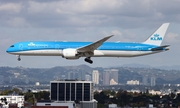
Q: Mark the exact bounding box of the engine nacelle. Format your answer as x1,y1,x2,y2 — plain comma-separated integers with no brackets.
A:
62,49,79,59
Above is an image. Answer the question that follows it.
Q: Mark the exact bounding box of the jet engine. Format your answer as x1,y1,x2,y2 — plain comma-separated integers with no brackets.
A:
62,49,80,59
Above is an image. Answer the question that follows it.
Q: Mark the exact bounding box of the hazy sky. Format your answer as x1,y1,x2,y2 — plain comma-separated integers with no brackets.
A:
0,0,180,68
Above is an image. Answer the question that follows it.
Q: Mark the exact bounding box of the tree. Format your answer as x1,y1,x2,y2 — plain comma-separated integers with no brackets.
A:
34,91,50,101
24,90,34,104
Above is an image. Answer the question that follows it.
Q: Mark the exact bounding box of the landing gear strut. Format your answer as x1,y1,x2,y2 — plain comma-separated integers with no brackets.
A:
84,57,93,64
17,55,21,61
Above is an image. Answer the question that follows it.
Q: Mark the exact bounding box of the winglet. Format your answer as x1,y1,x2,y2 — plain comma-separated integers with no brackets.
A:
144,23,170,46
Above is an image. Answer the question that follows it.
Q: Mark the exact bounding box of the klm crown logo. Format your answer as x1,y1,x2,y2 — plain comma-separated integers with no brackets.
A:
28,42,36,46
150,34,162,41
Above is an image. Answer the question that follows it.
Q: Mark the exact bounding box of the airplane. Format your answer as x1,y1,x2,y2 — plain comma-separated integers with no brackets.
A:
6,23,170,64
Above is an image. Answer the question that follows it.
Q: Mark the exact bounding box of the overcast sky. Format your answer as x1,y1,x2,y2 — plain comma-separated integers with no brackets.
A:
0,0,180,68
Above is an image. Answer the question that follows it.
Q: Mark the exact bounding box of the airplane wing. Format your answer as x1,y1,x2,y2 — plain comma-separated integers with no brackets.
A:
151,45,170,51
77,35,113,52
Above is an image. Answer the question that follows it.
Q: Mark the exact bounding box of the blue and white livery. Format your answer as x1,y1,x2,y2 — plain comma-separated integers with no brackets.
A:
6,23,170,64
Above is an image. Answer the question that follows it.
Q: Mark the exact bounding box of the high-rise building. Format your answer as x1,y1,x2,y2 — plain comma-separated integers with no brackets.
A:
68,71,74,79
150,77,156,86
103,71,110,85
142,76,148,85
68,72,80,80
78,71,86,80
110,69,118,84
50,80,93,101
85,74,91,81
92,70,99,84
98,72,103,84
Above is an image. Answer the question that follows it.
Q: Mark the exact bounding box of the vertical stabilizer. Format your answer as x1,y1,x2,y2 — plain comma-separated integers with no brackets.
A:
144,23,170,46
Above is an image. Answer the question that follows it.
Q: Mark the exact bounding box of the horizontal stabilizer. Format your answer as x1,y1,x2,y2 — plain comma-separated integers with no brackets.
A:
151,45,170,51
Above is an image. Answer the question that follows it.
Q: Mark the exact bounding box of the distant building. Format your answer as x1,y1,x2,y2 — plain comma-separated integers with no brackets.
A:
68,71,74,79
127,80,140,85
85,74,91,81
99,72,103,84
110,79,118,85
103,69,118,85
78,71,86,80
35,102,74,108
149,90,161,95
80,99,97,108
50,80,94,101
49,80,97,108
0,95,24,108
60,75,66,80
35,82,40,86
150,77,156,86
35,99,97,108
92,70,99,84
109,104,117,108
110,69,118,83
142,76,148,85
103,71,110,85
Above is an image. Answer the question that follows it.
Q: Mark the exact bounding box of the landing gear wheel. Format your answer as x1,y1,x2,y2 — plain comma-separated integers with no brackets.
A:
84,57,93,64
17,55,21,61
18,58,21,61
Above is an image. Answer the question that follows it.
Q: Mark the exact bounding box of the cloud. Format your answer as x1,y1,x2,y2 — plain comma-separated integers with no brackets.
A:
0,0,180,28
0,2,22,13
0,37,13,55
164,32,180,44
6,17,30,27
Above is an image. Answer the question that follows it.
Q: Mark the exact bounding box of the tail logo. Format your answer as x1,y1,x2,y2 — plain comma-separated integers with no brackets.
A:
150,34,162,41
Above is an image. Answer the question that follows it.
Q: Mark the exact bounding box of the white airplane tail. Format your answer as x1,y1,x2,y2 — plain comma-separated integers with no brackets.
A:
144,23,170,46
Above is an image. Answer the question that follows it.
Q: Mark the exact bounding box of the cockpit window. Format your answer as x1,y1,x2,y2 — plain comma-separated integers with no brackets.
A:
10,45,14,47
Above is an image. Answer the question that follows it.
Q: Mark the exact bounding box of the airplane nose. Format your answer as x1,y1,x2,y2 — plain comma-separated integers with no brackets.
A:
6,47,13,53
6,48,10,53
6,45,16,54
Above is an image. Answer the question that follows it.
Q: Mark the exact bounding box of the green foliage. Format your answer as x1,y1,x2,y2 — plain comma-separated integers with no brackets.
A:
97,103,105,108
34,91,50,100
24,90,34,104
0,89,50,105
0,88,23,95
94,90,179,107
94,91,109,104
2,88,180,107
0,89,13,95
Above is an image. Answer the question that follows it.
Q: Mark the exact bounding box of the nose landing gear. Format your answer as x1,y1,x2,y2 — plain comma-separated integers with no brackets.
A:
84,57,93,64
17,55,21,61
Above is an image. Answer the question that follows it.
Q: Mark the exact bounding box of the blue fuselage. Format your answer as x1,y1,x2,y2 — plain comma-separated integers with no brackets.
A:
6,41,168,58
7,41,158,52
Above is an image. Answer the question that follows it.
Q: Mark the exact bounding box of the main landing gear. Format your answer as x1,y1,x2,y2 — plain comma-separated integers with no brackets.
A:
17,55,21,61
84,57,93,64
